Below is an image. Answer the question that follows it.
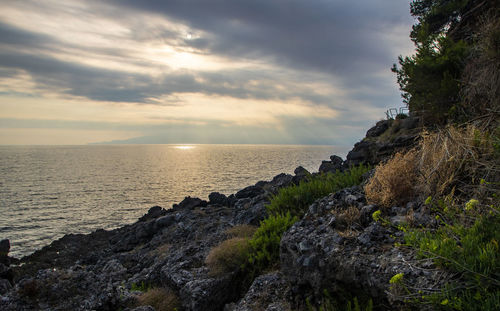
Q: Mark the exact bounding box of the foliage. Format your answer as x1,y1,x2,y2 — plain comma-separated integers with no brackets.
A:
247,212,298,272
392,0,500,124
392,36,470,123
136,287,181,311
205,237,252,276
267,164,370,218
405,207,500,310
389,273,404,285
131,281,151,292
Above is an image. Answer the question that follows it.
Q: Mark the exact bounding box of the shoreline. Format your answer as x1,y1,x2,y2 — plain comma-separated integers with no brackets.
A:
1,117,428,310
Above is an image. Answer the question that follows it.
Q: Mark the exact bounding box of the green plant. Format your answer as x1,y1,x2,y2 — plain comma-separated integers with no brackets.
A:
248,212,298,272
404,207,500,310
131,281,151,292
267,164,370,218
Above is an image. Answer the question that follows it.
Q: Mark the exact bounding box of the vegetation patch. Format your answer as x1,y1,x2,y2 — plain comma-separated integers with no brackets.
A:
205,237,252,276
247,212,298,272
267,164,370,218
404,204,500,310
365,150,418,208
365,126,500,208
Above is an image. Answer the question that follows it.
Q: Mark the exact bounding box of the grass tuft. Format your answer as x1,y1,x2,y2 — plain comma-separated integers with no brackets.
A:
136,287,181,311
205,237,252,276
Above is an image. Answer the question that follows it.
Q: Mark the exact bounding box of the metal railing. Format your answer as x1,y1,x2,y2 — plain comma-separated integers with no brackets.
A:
386,107,409,120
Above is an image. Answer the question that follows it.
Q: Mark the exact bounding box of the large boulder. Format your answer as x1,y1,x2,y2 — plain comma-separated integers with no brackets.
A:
209,192,229,206
365,120,390,138
318,155,344,174
173,196,208,210
138,206,166,222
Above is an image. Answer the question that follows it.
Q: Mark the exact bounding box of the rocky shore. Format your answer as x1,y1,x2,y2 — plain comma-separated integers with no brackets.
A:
0,117,432,311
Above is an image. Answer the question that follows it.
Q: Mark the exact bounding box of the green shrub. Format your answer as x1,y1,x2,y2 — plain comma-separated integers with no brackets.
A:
267,165,370,218
248,212,298,272
405,207,500,310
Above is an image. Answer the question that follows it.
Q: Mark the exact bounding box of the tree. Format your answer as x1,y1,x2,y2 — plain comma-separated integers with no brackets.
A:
392,0,496,124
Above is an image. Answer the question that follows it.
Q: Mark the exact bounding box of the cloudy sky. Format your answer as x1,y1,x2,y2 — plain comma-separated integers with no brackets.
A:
0,0,414,145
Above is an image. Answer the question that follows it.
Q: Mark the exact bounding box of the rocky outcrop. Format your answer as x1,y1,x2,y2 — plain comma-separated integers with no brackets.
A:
318,155,343,174
280,187,446,309
345,117,420,167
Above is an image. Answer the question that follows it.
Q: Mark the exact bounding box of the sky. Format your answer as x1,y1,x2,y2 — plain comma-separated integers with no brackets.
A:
0,0,415,145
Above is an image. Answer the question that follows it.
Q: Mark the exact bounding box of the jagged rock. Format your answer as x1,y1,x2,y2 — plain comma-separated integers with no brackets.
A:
280,188,449,308
155,215,176,228
181,275,241,311
228,272,291,311
138,206,166,222
366,120,391,137
318,155,344,174
344,117,420,168
233,200,267,225
173,196,208,210
209,192,228,206
235,185,265,199
291,166,310,184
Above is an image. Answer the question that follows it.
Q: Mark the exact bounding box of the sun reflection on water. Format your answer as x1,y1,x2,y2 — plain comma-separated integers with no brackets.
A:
173,145,195,150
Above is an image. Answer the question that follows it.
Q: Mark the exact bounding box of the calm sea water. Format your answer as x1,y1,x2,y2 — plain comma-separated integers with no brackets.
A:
0,144,348,258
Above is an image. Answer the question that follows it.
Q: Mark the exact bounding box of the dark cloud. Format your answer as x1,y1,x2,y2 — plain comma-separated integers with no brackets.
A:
114,0,412,78
0,21,56,47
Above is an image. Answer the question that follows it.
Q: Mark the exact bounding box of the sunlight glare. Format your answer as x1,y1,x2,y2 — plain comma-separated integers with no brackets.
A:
174,145,195,150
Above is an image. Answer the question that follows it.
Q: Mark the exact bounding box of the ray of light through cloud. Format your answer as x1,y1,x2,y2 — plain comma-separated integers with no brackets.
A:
0,0,415,145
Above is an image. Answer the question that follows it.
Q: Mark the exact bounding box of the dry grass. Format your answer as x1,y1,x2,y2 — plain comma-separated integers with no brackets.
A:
365,125,499,208
136,287,181,311
334,206,361,230
225,224,257,239
365,150,419,208
416,127,487,196
205,237,251,276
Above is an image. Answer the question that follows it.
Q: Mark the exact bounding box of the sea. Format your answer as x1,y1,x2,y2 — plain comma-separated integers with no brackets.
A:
0,144,349,258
